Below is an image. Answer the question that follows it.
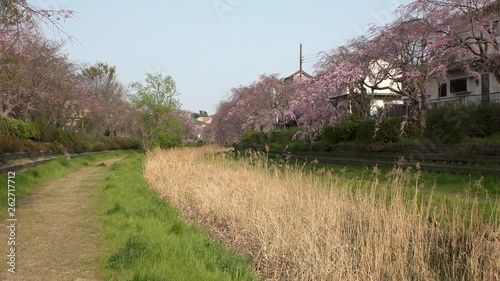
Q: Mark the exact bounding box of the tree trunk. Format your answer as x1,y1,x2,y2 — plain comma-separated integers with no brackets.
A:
411,97,427,137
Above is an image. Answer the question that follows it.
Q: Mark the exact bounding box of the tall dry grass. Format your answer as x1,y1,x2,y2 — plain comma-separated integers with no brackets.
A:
144,147,500,281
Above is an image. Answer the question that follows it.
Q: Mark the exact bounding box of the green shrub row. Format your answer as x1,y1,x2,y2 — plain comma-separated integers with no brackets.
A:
0,116,41,141
0,135,141,154
425,103,500,144
238,128,311,152
0,116,141,153
237,104,500,152
317,117,419,149
237,118,416,152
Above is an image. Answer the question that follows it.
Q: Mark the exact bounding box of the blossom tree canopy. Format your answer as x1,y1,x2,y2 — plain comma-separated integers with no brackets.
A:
402,0,500,82
212,74,289,145
0,0,74,55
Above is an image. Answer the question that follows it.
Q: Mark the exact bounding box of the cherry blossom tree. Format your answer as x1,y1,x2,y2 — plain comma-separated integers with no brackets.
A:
211,93,247,146
1,0,76,121
0,0,74,55
289,75,344,140
403,0,500,83
0,35,78,124
288,42,377,139
211,74,291,145
0,48,25,117
356,16,450,133
237,74,286,132
80,62,128,135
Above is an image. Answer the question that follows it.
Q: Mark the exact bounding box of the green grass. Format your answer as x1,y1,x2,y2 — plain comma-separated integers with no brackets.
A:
99,153,260,281
472,133,500,143
0,150,131,221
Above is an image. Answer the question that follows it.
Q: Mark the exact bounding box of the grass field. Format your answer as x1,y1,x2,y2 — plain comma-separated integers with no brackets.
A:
145,147,500,281
99,152,259,281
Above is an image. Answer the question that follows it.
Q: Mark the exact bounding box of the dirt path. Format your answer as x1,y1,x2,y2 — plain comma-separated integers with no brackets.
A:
1,158,123,281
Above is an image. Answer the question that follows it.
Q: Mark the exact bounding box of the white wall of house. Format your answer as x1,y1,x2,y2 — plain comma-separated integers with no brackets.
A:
370,99,404,116
427,70,500,107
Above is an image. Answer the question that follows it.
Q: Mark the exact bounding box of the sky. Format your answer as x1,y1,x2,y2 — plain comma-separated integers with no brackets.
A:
36,0,414,114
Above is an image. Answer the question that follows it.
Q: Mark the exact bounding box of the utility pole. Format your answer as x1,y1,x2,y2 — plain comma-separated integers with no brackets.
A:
299,43,303,79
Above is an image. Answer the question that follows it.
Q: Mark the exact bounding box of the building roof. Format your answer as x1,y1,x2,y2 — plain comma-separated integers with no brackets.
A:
196,116,212,124
284,70,313,81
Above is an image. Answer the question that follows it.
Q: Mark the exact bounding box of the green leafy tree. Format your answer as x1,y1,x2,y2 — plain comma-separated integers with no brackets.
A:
129,72,182,150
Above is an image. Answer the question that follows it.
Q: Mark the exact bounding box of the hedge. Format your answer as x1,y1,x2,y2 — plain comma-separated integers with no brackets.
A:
425,104,500,144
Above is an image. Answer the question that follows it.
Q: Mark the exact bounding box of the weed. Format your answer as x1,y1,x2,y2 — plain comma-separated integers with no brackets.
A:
144,147,500,281
107,202,124,215
107,235,149,269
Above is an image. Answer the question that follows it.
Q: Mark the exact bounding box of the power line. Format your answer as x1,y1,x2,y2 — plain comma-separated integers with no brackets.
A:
302,53,321,59
302,57,323,63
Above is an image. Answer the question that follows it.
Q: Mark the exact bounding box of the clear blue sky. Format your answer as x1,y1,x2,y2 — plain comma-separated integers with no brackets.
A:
37,0,413,114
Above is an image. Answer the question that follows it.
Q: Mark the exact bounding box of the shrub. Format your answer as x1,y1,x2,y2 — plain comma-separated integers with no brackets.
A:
0,136,26,153
356,120,377,144
321,121,360,145
400,118,420,140
0,137,48,153
114,137,142,150
425,105,477,144
290,140,311,151
468,103,500,137
375,117,402,143
0,116,41,141
269,128,298,150
239,131,268,151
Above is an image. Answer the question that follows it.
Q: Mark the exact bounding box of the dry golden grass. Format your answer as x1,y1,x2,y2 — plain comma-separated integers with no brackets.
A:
144,147,500,281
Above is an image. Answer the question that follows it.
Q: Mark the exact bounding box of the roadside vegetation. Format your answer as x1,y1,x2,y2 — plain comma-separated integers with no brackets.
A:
99,152,259,281
237,104,500,153
0,115,141,154
145,147,500,281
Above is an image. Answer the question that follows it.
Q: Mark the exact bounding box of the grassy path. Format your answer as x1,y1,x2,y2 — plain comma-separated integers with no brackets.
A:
1,151,259,281
1,157,123,281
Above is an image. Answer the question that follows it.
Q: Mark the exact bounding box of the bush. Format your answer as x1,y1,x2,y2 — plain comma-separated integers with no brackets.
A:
375,117,402,143
468,103,500,137
422,104,499,144
290,140,311,151
400,118,420,140
0,115,141,153
269,128,298,150
347,117,414,144
356,120,377,144
239,131,268,151
0,136,48,153
321,121,360,145
0,116,41,141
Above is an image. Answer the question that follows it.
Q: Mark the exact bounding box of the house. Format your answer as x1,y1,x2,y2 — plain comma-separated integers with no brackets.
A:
428,68,500,108
195,116,212,142
196,116,212,124
284,69,313,82
329,61,405,117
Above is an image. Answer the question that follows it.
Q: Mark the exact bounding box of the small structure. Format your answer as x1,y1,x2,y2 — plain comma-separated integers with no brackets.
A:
284,70,313,83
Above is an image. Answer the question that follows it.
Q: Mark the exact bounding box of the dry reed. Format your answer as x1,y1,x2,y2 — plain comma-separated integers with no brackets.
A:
144,147,500,281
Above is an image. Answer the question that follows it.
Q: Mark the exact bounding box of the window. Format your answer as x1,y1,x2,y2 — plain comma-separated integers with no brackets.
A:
439,83,447,97
450,78,468,93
